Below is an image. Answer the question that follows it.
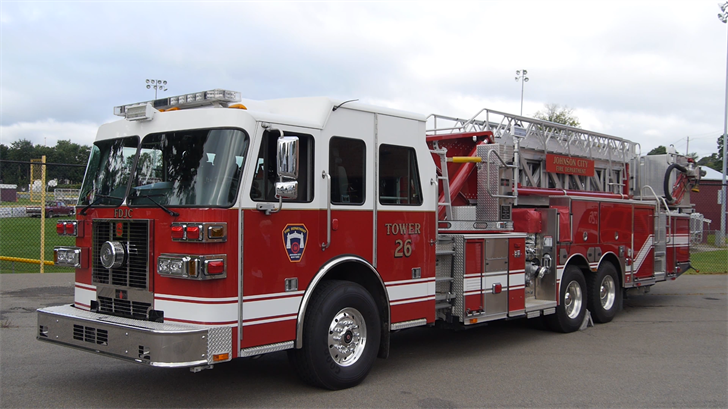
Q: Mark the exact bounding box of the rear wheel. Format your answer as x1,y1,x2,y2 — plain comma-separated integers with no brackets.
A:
288,280,380,390
587,262,621,323
547,266,587,333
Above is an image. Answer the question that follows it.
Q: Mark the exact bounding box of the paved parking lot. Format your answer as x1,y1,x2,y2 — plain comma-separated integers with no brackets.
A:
1,273,726,408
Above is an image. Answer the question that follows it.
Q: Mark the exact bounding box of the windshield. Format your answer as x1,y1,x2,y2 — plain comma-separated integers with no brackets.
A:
128,128,249,207
78,136,139,206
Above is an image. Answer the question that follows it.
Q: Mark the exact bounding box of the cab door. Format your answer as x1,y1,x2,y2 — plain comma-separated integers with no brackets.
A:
374,115,438,325
241,125,321,349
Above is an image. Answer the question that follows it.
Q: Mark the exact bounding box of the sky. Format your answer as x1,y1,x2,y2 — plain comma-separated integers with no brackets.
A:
1,1,727,161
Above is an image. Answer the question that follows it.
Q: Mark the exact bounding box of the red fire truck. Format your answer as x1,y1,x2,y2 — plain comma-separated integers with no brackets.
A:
38,89,703,390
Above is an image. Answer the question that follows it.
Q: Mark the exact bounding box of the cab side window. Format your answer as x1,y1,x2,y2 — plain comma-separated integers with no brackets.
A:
250,130,314,202
378,144,422,205
329,137,365,205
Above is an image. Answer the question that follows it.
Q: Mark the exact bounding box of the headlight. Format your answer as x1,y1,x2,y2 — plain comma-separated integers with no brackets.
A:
54,247,82,267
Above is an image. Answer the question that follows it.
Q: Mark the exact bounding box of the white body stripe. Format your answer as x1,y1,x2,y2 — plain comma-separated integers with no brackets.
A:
390,296,435,306
242,295,302,321
633,234,654,273
154,299,238,324
670,235,690,246
464,277,481,291
242,314,297,326
156,293,238,303
386,279,435,302
75,282,95,291
483,274,508,289
74,283,96,307
242,290,305,301
509,273,525,287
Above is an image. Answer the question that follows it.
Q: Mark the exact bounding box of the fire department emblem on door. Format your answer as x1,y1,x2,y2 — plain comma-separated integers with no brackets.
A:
282,224,308,262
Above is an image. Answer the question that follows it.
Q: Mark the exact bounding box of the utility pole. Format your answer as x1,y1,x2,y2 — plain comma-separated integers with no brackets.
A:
515,70,529,116
686,136,689,156
719,3,728,246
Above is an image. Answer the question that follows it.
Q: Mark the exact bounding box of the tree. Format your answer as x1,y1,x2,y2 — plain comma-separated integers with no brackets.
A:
533,103,580,128
647,146,667,155
696,135,726,173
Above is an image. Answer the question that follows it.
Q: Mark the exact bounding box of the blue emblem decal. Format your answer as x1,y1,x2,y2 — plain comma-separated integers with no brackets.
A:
282,224,307,262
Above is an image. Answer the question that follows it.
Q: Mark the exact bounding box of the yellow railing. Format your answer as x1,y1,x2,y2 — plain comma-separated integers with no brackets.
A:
0,256,54,266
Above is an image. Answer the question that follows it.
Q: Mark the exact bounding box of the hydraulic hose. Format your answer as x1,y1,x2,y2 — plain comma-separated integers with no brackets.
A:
663,163,687,204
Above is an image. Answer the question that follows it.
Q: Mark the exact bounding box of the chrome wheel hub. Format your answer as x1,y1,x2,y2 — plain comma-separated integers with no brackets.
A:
328,307,367,367
564,280,583,319
599,275,616,310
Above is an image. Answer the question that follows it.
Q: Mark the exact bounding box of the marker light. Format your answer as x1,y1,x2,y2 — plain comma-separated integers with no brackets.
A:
56,220,80,237
186,225,200,240
212,353,230,362
171,225,184,240
171,222,227,242
124,103,157,121
206,259,225,275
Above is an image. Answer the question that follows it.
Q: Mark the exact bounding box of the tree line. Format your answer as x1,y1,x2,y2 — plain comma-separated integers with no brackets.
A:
0,139,90,190
646,135,725,173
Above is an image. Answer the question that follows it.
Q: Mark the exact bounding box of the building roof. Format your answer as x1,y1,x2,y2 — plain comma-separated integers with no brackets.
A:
702,167,726,181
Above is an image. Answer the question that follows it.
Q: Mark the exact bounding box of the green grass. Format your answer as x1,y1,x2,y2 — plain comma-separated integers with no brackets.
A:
688,249,728,274
0,198,35,206
705,234,728,248
0,217,75,273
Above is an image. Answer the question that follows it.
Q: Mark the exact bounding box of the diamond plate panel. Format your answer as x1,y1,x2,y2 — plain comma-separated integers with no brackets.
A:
477,145,513,222
450,235,465,322
207,326,232,363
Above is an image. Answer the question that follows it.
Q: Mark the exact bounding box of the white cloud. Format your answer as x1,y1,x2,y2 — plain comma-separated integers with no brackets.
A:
0,119,98,147
0,1,726,159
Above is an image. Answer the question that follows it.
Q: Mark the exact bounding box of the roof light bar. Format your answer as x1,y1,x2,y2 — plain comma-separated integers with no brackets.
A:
114,89,241,117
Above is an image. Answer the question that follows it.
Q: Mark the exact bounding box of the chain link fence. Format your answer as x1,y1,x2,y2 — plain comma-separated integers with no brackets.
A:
690,179,728,273
0,160,81,273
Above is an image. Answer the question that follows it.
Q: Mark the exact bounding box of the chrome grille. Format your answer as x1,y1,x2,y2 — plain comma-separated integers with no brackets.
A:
98,296,151,320
92,220,150,289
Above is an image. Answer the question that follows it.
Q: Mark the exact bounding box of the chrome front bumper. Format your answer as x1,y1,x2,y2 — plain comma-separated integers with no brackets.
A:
37,305,232,367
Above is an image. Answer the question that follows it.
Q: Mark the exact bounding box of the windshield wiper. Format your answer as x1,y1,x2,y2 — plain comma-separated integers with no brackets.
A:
132,193,180,217
79,193,124,215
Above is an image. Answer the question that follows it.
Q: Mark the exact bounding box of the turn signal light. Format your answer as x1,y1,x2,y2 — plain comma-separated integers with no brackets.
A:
207,225,225,239
171,225,184,239
186,226,200,240
206,260,225,275
56,221,79,237
492,283,502,294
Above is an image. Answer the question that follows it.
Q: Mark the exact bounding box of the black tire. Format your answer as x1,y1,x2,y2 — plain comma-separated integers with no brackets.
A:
47,211,53,218
587,262,621,323
546,266,587,333
288,280,381,390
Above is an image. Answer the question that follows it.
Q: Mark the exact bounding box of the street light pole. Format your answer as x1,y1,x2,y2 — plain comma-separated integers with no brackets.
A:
719,3,728,246
515,70,529,116
146,79,168,99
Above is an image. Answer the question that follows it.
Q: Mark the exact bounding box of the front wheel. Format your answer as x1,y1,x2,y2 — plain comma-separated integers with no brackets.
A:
547,266,587,333
587,263,621,323
288,280,381,390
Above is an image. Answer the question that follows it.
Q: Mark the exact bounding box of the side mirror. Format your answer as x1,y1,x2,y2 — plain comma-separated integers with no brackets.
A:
275,180,298,199
277,136,299,179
